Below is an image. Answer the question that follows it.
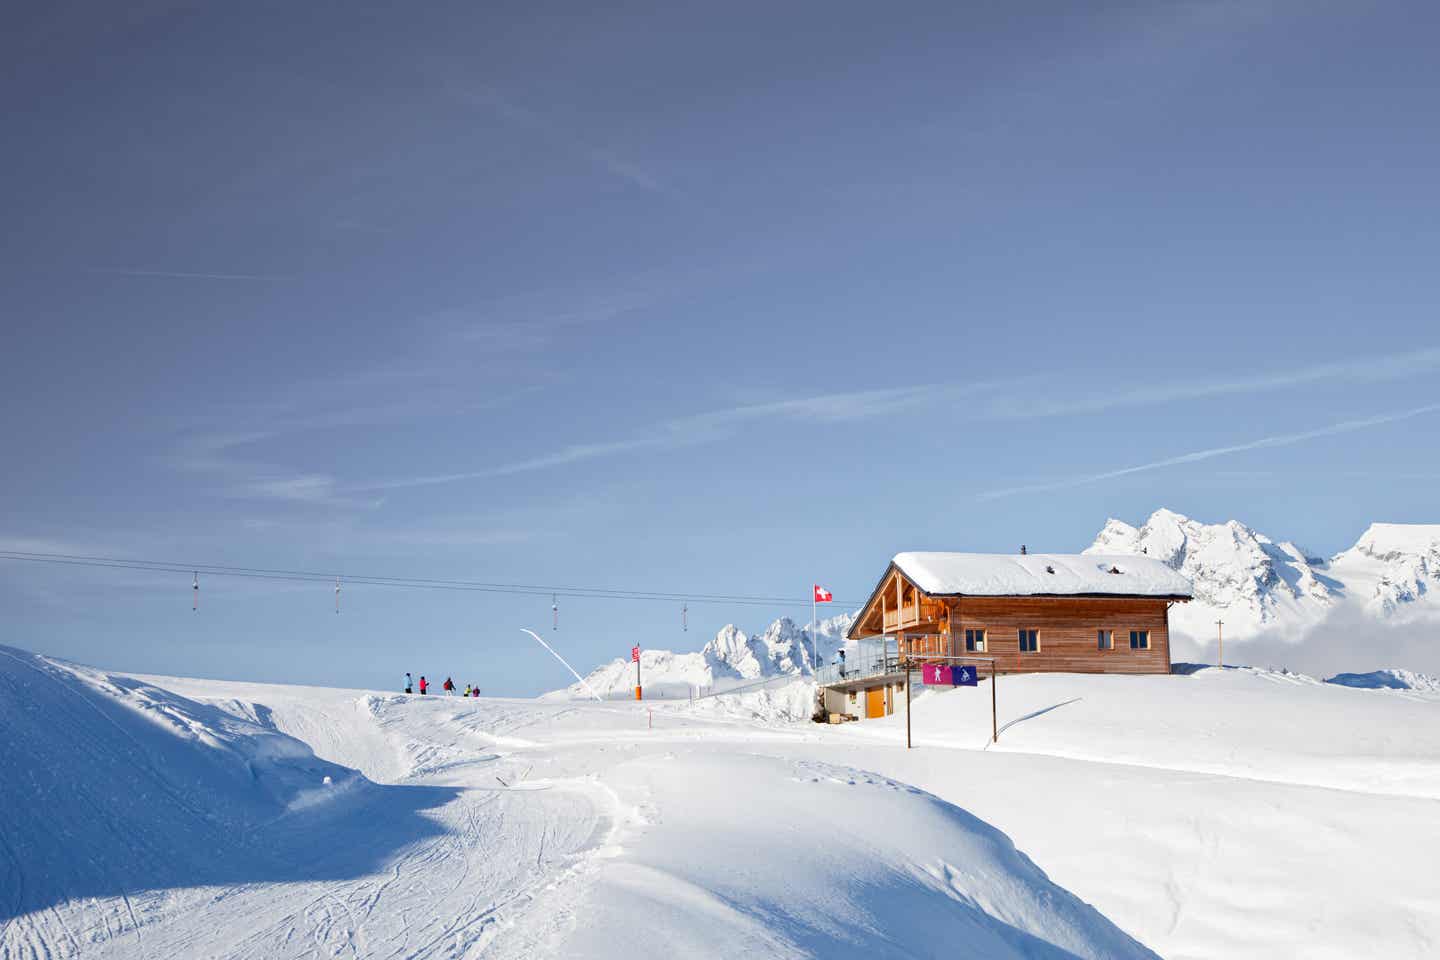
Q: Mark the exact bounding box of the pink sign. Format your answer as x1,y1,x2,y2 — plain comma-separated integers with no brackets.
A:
922,663,952,685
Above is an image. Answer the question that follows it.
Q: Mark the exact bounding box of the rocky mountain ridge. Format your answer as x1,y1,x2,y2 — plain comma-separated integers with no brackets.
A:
1087,509,1440,641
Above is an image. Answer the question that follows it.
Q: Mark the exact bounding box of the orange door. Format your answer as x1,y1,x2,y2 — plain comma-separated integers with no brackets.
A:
865,687,886,719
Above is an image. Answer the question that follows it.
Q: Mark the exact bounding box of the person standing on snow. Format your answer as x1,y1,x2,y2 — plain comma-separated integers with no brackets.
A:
419,676,428,695
405,672,413,694
464,684,472,697
443,677,455,695
471,684,479,698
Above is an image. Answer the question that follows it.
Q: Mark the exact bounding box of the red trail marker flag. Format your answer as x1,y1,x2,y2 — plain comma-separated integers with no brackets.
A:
813,585,833,603
632,645,642,701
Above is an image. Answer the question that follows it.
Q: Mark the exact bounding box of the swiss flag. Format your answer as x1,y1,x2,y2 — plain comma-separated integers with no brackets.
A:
813,585,833,603
631,645,640,663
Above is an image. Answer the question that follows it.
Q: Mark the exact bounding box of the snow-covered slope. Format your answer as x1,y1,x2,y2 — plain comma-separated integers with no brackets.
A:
3,644,1170,960
0,646,362,945
7,644,1440,958
1087,509,1440,652
838,665,1440,798
546,614,854,701
813,667,1440,958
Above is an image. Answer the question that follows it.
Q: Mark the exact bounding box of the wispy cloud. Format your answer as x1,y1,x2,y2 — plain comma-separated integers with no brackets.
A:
345,346,1440,493
452,289,654,352
978,403,1440,500
230,473,385,510
170,427,389,511
167,345,1440,502
238,514,538,549
984,347,1440,420
360,436,666,491
87,267,277,281
0,535,117,556
166,383,535,508
354,383,983,492
462,85,674,197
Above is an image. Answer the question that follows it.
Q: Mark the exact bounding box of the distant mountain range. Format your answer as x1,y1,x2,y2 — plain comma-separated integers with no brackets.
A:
552,509,1440,698
544,614,854,701
1089,508,1440,642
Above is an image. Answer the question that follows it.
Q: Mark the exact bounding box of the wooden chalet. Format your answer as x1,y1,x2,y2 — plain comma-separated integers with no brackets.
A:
822,551,1193,720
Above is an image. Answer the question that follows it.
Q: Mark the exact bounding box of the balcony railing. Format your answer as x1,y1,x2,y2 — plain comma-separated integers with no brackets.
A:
816,635,901,687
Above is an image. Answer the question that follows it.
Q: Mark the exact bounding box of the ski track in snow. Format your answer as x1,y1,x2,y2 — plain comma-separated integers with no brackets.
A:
158,749,614,960
0,658,623,960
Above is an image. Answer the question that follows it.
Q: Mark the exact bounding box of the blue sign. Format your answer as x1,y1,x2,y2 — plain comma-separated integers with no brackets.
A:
952,665,978,687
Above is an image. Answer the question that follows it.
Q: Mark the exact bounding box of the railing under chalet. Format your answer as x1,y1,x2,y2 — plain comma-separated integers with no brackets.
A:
815,635,900,687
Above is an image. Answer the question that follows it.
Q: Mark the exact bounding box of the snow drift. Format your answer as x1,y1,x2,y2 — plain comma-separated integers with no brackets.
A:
0,645,455,930
574,753,1159,959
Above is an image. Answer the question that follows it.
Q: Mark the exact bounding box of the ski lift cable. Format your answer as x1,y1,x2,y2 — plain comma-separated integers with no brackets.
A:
0,550,808,602
0,550,849,606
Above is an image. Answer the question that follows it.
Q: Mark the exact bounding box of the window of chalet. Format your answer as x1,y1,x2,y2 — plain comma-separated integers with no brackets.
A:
1129,630,1150,650
964,628,986,652
1018,628,1039,653
1098,630,1114,651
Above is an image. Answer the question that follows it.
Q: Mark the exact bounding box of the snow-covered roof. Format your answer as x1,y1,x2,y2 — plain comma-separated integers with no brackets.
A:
892,551,1193,599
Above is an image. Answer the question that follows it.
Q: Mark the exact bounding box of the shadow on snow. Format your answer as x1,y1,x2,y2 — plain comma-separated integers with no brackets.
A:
0,645,460,922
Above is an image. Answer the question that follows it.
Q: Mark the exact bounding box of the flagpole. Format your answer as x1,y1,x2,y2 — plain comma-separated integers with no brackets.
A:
810,586,816,677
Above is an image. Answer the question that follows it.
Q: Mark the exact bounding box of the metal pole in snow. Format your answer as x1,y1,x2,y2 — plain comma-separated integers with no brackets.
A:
905,657,912,750
520,628,603,702
991,658,997,744
810,588,816,677
1216,619,1224,669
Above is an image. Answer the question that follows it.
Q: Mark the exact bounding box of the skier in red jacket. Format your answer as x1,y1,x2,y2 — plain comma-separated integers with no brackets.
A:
443,677,455,695
418,676,428,695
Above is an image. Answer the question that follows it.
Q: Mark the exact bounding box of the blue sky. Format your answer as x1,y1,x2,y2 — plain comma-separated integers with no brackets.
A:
4,1,1439,694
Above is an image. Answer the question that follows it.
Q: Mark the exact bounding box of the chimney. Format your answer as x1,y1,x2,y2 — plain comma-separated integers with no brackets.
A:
1020,544,1027,555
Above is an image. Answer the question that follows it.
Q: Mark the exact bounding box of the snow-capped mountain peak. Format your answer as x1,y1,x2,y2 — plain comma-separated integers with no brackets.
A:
705,624,762,679
547,613,856,701
1085,509,1335,637
1088,509,1440,644
1331,523,1440,616
1344,523,1440,563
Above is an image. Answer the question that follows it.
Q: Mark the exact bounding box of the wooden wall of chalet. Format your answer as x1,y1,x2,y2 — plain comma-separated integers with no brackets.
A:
940,596,1172,675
